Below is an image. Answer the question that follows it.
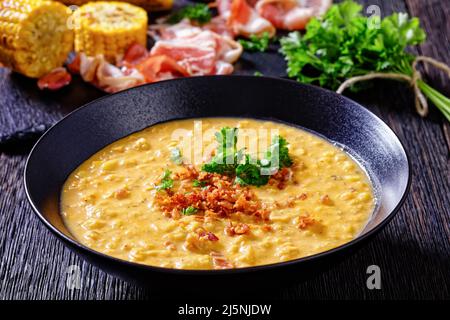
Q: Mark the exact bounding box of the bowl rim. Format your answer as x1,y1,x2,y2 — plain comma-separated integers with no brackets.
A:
24,75,412,275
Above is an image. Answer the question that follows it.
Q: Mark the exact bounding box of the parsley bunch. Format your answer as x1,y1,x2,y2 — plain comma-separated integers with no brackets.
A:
280,0,450,121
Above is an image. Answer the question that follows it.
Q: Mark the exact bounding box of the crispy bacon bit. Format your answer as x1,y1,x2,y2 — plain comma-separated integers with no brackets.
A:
261,224,273,232
37,67,71,90
185,231,218,252
254,209,271,221
225,221,250,236
297,193,308,200
296,214,316,230
154,172,268,220
320,194,333,205
164,240,176,251
211,251,234,269
269,167,292,190
114,188,130,200
194,215,205,222
197,228,220,241
174,165,199,180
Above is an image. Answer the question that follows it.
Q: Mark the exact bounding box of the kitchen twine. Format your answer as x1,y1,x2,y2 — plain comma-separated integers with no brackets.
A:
336,56,450,117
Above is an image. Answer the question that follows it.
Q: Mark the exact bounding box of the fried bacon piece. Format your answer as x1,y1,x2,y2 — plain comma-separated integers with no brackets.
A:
320,194,333,205
297,193,308,200
114,188,130,200
211,251,234,269
185,228,219,253
296,214,316,230
225,221,250,236
269,167,292,189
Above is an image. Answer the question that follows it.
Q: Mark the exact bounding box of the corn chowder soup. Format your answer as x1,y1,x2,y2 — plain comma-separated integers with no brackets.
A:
61,118,375,269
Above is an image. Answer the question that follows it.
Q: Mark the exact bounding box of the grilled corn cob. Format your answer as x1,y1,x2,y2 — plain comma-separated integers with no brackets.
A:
58,0,173,12
0,0,73,78
73,1,148,62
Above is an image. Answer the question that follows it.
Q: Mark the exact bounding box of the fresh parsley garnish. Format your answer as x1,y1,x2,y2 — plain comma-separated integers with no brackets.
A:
170,147,183,165
202,128,293,186
239,32,271,52
166,4,212,25
155,169,173,191
265,135,293,169
181,206,198,215
235,155,270,186
202,127,244,175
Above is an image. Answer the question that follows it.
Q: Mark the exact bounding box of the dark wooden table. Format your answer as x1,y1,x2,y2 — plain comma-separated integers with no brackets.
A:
0,0,449,300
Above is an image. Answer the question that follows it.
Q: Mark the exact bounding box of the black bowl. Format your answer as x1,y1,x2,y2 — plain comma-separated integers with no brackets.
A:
24,76,410,289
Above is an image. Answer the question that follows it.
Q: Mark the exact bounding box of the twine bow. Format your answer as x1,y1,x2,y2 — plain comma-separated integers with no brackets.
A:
336,56,450,117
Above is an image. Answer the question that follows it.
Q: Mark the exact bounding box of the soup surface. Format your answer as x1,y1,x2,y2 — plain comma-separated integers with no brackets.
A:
61,118,375,269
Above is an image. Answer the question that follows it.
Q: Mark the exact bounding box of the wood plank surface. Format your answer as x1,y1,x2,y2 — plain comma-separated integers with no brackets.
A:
0,0,449,300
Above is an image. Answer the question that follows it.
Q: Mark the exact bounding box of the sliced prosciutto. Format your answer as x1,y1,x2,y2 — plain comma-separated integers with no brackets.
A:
150,22,243,76
136,55,189,82
217,0,275,38
37,67,72,90
78,54,145,93
256,0,332,30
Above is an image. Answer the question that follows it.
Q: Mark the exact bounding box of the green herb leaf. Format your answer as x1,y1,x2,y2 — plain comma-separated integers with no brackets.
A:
181,206,198,215
155,169,173,191
265,135,293,169
235,155,269,186
202,127,241,175
193,179,207,187
166,4,211,25
239,32,271,52
170,147,183,165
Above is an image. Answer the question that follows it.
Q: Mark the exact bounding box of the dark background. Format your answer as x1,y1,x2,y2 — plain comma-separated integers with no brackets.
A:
0,0,449,299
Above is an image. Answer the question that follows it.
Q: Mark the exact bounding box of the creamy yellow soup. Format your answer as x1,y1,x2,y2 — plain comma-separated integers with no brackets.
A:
61,118,375,269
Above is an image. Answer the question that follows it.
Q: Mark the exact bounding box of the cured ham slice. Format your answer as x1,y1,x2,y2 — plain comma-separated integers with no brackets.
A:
37,67,71,90
79,54,145,93
217,0,275,37
203,16,234,38
136,55,189,82
256,0,332,30
150,22,243,76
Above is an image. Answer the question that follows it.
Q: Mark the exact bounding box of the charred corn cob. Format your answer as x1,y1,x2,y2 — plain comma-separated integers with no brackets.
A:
0,0,74,78
73,1,148,62
58,0,173,12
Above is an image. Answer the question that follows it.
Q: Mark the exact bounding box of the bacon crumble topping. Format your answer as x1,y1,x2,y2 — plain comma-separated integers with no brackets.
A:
155,166,270,221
